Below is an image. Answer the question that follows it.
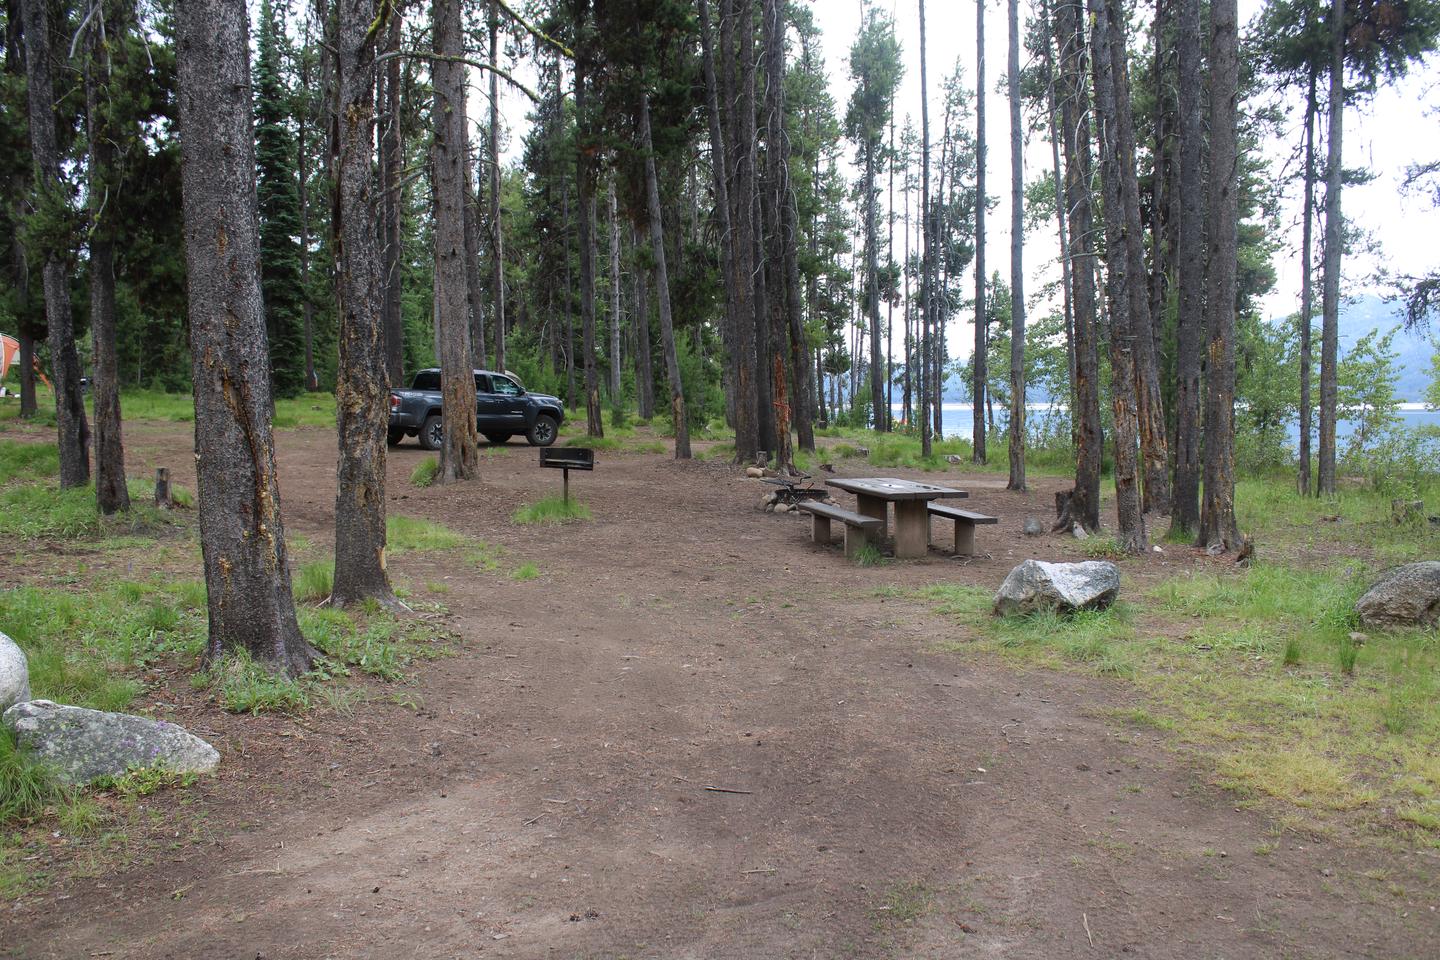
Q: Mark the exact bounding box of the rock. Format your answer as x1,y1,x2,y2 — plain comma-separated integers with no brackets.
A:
775,503,792,513
0,632,30,711
745,466,765,479
3,700,219,786
946,454,963,464
1348,631,1368,646
1072,525,1089,541
993,560,1121,617
1355,562,1440,628
855,446,870,457
1022,517,1045,537
1392,499,1424,524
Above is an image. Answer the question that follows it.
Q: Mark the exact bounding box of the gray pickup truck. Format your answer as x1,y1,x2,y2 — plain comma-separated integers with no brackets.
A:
388,368,565,449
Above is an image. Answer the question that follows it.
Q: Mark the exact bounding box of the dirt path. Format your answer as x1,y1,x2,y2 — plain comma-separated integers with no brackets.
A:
8,426,1438,958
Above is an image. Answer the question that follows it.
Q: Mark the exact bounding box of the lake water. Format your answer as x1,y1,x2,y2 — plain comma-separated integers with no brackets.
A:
890,402,1440,445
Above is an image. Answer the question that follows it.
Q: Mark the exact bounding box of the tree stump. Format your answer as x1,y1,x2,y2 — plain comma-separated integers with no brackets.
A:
154,467,173,510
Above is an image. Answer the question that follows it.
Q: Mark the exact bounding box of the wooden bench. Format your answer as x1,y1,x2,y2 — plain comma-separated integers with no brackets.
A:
928,503,998,556
797,501,884,559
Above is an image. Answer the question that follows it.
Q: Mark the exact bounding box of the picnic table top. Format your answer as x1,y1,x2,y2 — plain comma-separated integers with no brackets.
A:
824,476,968,501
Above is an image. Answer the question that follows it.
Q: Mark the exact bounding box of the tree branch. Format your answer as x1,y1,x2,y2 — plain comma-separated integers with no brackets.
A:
492,0,574,60
372,49,539,102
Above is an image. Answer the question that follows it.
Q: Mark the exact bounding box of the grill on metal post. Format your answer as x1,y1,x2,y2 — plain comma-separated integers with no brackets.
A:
539,447,595,503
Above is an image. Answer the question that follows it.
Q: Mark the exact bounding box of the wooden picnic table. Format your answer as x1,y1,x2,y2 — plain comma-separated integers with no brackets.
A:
824,477,968,559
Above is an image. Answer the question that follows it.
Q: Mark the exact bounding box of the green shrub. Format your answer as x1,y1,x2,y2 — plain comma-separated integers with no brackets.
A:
512,495,591,524
387,515,467,552
293,560,334,603
410,457,439,488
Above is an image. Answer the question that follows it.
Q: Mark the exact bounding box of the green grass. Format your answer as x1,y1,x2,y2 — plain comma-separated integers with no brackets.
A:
410,457,439,488
386,515,468,552
118,389,337,428
852,542,887,567
0,441,58,485
0,733,69,824
509,563,540,581
905,562,1440,836
512,495,591,525
293,560,335,602
0,478,181,540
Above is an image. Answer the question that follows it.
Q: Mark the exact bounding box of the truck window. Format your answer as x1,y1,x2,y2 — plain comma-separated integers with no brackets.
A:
412,371,440,391
491,376,521,396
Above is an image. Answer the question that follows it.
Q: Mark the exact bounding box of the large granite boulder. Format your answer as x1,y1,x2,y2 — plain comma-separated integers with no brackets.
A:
994,560,1121,617
3,700,219,786
0,632,29,710
1355,562,1440,628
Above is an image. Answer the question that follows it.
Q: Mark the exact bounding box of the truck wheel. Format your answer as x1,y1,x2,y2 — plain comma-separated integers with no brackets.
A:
483,432,511,445
419,414,444,451
526,415,558,447
387,428,405,447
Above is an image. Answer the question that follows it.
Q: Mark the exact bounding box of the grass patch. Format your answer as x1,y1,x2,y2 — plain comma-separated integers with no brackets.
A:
409,457,439,488
0,441,58,485
0,732,69,824
852,542,887,567
1081,535,1128,560
512,495,591,525
872,880,934,932
0,479,180,540
293,560,334,603
387,515,467,552
510,563,540,581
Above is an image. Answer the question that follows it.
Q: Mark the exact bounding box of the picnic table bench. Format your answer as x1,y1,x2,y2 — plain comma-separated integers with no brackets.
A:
796,501,884,559
928,502,998,556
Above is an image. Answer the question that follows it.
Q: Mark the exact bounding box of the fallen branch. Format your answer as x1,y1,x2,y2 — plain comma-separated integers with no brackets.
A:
704,785,753,795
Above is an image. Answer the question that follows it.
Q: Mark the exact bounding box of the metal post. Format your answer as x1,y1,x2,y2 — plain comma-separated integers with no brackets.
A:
563,466,570,504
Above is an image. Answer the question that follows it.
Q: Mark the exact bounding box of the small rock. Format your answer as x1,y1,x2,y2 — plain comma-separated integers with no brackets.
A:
0,632,31,711
1153,545,1163,554
993,560,1121,617
775,503,792,513
1348,631,1368,646
3,700,219,786
855,446,870,457
946,454,963,464
1022,517,1045,537
1355,562,1440,628
820,462,835,473
744,466,765,479
1072,526,1089,541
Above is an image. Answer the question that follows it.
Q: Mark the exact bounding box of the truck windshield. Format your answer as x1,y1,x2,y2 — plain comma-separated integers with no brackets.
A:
412,371,440,391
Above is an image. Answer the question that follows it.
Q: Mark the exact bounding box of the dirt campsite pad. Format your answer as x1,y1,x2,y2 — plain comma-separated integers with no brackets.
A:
4,420,1439,959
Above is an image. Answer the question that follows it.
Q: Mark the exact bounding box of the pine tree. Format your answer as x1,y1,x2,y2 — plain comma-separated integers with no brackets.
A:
255,0,307,399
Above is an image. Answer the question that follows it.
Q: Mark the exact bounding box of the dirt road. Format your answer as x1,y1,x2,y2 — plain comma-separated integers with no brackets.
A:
9,424,1437,958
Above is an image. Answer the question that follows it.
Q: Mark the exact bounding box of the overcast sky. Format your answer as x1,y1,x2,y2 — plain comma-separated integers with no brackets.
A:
489,1,1440,359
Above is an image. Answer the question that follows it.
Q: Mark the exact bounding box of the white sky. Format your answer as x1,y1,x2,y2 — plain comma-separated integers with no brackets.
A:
487,0,1440,359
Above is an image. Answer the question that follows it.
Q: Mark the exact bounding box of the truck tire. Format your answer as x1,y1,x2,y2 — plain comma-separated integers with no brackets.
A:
483,432,511,445
526,414,559,447
387,427,405,447
419,413,444,451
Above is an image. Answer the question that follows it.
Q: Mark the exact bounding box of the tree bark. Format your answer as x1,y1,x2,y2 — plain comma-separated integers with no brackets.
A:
972,0,987,464
1198,0,1242,551
1104,0,1170,515
608,179,623,403
21,0,89,488
433,0,481,480
574,5,603,439
84,2,130,515
1317,0,1343,496
640,92,690,459
331,0,397,606
1053,0,1102,533
176,0,312,676
1298,69,1317,496
489,3,506,373
1089,0,1147,553
464,151,488,367
761,0,792,470
1007,0,1026,491
717,0,758,460
631,225,655,420
1169,0,1205,536
919,0,932,459
379,10,404,387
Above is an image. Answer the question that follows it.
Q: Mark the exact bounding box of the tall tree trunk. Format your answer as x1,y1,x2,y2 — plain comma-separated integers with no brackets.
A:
1298,69,1317,496
379,10,403,387
331,0,397,605
21,0,89,488
1104,0,1170,515
1169,0,1205,536
865,137,884,432
176,0,311,676
575,5,603,439
433,0,481,479
1040,11,1076,440
761,0,792,469
608,179,623,402
1317,0,1344,497
488,3,506,373
919,0,932,458
1199,0,1242,551
631,226,655,420
1007,0,1026,491
464,151,488,366
701,0,737,431
1053,0,1102,533
563,177,576,407
3,6,36,419
1089,0,1147,553
84,4,130,515
972,0,987,463
640,92,690,459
